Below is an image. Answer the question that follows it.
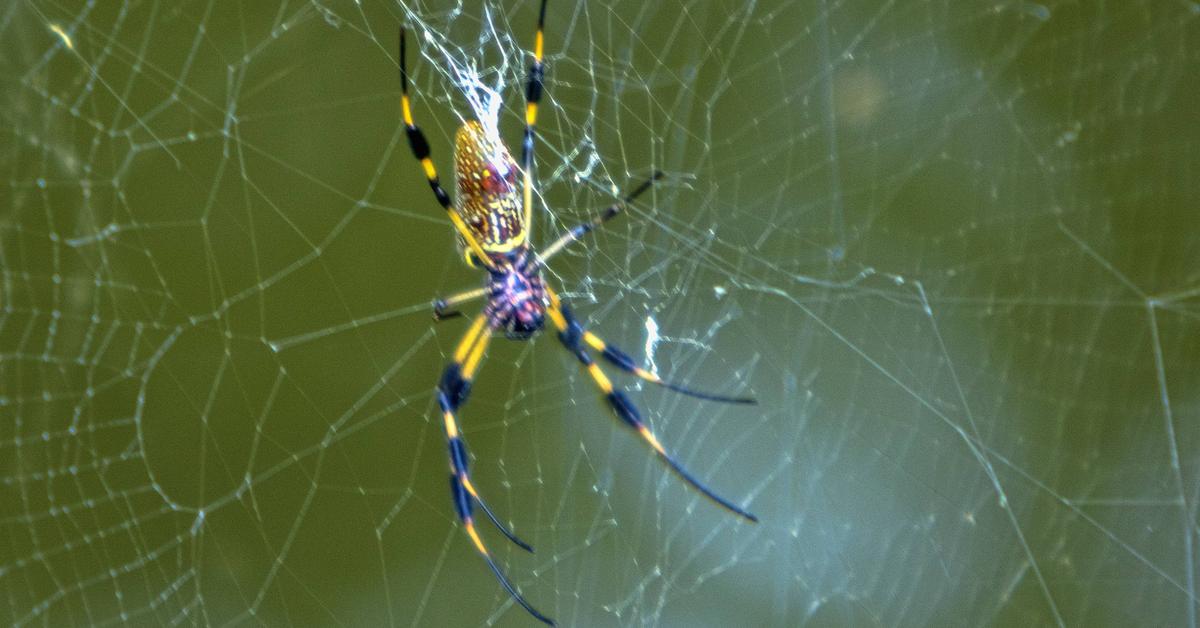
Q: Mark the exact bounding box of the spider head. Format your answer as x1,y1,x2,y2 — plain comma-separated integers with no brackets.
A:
486,258,547,340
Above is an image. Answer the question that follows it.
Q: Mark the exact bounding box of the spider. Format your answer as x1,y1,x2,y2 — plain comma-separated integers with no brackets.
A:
399,2,757,624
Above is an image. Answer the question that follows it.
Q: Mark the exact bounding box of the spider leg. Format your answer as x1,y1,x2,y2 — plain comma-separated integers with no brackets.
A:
442,318,533,551
545,290,759,523
432,287,488,321
520,0,549,236
556,303,755,404
399,27,495,270
439,316,554,625
535,171,664,266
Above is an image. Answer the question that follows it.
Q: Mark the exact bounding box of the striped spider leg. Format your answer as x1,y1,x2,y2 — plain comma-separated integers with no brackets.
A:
398,1,757,624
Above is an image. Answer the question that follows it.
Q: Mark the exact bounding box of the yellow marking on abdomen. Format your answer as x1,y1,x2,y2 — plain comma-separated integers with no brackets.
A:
481,231,527,253
444,412,459,438
448,211,494,268
421,158,437,180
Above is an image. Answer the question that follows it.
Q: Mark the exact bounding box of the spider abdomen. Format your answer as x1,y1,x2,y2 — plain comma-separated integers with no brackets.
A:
484,251,547,339
455,120,526,256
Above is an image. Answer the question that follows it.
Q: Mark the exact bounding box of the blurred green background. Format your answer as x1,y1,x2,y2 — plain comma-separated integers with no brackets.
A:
3,0,1199,626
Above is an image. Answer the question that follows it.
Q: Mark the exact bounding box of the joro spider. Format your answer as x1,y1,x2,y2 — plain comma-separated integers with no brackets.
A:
399,2,757,624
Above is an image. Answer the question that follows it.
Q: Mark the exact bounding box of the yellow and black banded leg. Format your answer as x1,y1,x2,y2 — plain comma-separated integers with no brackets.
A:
556,301,755,405
536,171,665,266
439,316,554,625
519,0,549,230
399,27,495,270
443,318,530,547
545,290,758,523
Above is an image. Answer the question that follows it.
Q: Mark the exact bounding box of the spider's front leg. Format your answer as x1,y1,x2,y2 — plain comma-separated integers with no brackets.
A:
437,315,554,625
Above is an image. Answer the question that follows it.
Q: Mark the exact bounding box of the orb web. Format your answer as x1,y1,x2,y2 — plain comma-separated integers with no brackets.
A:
2,1,1198,626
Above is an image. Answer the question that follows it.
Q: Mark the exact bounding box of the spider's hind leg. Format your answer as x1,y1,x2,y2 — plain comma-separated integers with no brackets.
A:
556,300,755,404
544,288,758,523
439,316,532,552
436,315,554,624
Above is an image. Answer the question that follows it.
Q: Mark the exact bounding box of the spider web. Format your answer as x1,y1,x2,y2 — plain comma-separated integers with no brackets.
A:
3,0,1199,625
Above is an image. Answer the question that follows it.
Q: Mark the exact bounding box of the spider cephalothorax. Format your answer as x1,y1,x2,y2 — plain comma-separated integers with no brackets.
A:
399,4,757,624
483,249,547,339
